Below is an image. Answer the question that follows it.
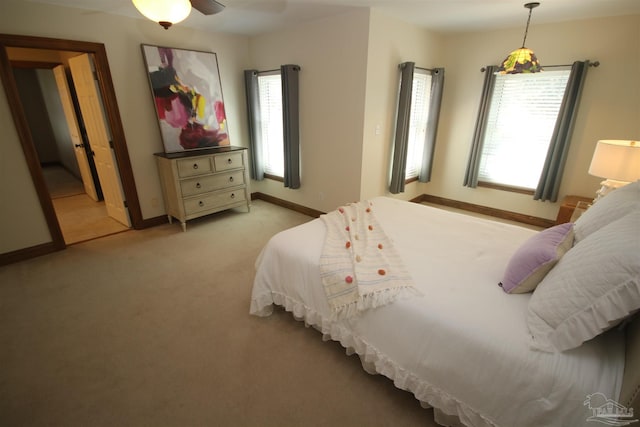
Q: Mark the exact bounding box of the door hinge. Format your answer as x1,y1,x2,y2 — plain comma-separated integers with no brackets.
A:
124,200,128,208
93,70,99,81
109,140,114,149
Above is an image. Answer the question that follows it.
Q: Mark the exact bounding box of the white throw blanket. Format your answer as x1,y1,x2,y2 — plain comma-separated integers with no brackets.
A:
319,200,418,318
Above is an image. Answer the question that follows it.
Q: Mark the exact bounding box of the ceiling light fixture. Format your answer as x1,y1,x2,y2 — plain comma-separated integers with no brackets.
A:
498,2,542,74
132,0,192,30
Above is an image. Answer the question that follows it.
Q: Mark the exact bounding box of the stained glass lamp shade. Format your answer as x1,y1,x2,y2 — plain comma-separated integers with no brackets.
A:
498,3,543,74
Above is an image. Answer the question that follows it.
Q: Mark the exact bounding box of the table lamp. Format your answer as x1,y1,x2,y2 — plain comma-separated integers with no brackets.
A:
588,139,640,202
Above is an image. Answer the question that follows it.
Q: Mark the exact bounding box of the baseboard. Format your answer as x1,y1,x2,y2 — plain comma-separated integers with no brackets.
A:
251,192,324,218
416,194,555,229
139,215,169,229
1,193,552,266
249,192,554,228
0,241,62,266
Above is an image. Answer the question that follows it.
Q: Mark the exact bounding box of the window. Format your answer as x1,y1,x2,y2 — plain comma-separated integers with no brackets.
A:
390,63,444,194
478,68,571,190
256,71,284,177
465,61,590,201
405,69,432,180
245,65,301,188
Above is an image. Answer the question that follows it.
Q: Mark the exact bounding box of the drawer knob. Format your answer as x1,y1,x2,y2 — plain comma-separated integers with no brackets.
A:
229,176,234,182
193,163,199,170
196,182,201,188
230,193,235,199
227,158,232,164
199,201,204,207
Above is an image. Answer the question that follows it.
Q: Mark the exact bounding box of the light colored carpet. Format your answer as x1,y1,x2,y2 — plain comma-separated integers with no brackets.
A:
0,200,437,427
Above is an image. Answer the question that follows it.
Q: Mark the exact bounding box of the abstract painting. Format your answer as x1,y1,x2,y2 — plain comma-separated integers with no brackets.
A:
141,44,230,153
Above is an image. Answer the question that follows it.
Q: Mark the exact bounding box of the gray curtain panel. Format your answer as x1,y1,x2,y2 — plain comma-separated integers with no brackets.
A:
419,67,445,183
243,69,264,181
463,65,498,188
389,62,415,194
281,64,301,189
534,61,590,202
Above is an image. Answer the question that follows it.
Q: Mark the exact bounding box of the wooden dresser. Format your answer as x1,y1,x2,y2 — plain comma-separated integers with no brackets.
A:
154,146,250,231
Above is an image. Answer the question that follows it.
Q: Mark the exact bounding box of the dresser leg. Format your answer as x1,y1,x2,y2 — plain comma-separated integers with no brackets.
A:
167,215,173,224
181,222,187,232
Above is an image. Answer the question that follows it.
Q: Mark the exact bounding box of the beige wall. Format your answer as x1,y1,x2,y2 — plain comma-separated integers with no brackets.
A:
0,0,250,253
248,8,371,213
423,14,640,220
360,8,444,202
0,79,52,253
1,0,638,257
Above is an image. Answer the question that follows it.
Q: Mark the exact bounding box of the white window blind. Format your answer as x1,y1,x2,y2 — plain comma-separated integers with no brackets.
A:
478,69,571,189
405,69,432,179
257,72,284,177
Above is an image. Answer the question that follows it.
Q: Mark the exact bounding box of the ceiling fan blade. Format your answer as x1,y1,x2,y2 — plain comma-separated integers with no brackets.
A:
190,0,225,15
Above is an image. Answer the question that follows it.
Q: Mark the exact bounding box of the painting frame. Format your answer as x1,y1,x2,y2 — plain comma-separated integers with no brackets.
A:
140,44,230,153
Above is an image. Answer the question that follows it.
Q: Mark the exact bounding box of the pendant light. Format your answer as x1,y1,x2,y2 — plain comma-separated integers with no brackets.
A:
132,0,192,30
498,2,542,74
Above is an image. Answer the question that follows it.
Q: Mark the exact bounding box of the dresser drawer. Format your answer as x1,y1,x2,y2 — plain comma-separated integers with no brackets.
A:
183,189,247,215
180,171,245,196
177,157,212,177
213,152,244,171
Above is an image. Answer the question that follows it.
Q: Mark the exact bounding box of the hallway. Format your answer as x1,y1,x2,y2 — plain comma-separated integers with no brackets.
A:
43,165,129,244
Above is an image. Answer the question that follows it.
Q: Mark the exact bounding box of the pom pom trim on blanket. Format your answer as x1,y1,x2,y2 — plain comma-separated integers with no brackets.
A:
319,200,419,319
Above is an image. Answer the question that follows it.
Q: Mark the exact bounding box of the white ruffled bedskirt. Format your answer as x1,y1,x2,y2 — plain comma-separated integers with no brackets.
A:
251,290,498,427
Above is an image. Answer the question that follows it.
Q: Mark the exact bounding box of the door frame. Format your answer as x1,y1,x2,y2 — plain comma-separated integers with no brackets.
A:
0,34,143,255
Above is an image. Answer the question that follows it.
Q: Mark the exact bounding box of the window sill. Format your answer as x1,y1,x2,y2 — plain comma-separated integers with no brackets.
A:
477,181,534,196
405,176,418,185
264,173,284,182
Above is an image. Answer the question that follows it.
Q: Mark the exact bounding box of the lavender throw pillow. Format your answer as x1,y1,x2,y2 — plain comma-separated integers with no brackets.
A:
499,222,574,294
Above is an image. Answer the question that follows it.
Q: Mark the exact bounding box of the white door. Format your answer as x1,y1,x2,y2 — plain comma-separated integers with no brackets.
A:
53,65,99,202
68,54,130,227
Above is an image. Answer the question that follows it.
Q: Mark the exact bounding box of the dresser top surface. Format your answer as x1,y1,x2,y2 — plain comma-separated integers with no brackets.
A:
154,146,247,160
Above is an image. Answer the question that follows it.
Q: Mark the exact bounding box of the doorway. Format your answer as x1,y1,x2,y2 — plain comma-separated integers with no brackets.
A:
0,35,143,253
12,61,128,244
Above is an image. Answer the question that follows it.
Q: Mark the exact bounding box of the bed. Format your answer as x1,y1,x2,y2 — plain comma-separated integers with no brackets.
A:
250,182,640,427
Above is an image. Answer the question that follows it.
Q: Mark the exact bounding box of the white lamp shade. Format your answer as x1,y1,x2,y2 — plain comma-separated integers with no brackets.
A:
132,0,191,26
588,140,640,182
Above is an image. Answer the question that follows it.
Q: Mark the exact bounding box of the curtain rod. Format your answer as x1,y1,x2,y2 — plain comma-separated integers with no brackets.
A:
416,66,438,72
258,68,280,74
480,61,599,72
398,63,439,73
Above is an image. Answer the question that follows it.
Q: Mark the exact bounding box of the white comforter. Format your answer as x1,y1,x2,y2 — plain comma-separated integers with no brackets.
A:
250,197,624,427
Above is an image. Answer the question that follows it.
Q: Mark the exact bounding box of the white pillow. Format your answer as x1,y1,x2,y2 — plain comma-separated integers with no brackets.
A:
527,210,640,352
573,180,640,242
